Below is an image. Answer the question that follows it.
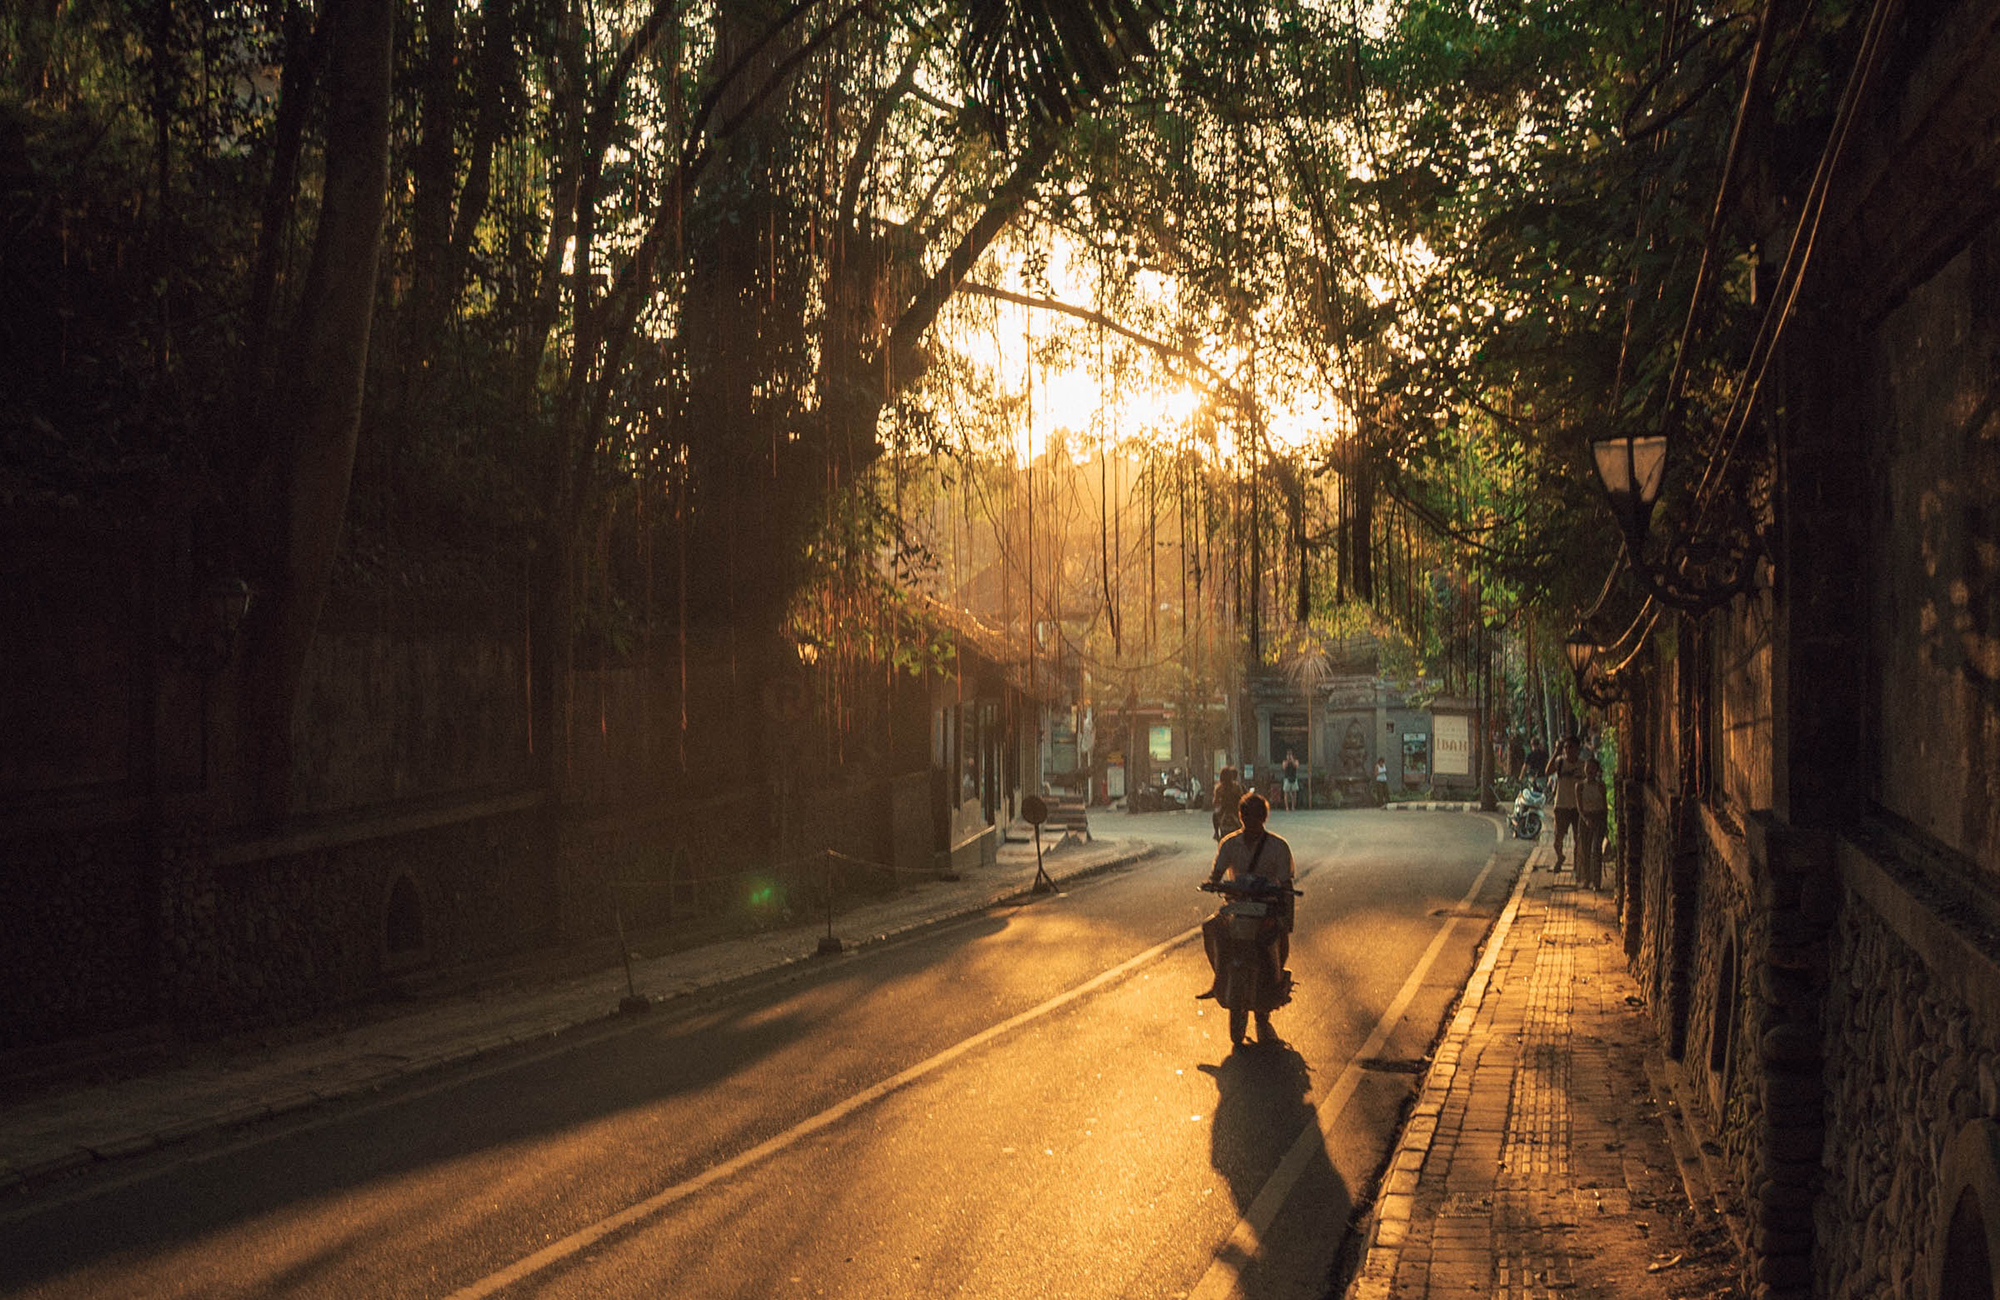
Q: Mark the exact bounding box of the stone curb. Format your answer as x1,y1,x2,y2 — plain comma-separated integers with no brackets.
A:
0,839,1161,1198
1345,843,1548,1299
1383,802,1488,812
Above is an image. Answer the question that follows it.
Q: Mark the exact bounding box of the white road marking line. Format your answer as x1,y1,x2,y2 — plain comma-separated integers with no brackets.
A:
444,919,1212,1299
1187,814,1508,1300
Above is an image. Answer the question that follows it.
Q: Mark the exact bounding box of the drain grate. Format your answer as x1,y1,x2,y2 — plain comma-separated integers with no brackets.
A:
1358,1056,1429,1074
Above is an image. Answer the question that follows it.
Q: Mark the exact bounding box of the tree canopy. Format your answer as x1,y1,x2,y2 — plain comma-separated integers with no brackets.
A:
2,0,1878,785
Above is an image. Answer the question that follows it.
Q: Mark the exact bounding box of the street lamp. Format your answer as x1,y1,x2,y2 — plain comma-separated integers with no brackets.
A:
1587,429,1764,613
1562,625,1627,708
1590,434,1669,551
1563,627,1595,679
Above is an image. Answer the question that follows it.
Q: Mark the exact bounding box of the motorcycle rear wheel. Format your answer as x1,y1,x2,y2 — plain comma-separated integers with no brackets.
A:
1519,810,1542,839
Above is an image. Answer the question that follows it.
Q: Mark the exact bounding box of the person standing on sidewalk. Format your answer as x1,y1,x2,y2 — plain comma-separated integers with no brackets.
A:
1373,756,1390,806
1578,756,1609,888
1545,735,1586,870
1280,750,1300,812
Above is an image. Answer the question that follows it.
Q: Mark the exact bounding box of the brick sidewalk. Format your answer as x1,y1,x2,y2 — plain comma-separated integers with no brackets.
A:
1348,847,1746,1299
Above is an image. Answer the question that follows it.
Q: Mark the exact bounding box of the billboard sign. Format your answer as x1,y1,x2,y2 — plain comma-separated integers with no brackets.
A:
1434,713,1472,777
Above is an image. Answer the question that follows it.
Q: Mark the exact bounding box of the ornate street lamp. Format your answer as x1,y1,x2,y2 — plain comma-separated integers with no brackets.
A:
1588,429,1764,613
1563,625,1628,708
1590,434,1669,552
1563,627,1596,679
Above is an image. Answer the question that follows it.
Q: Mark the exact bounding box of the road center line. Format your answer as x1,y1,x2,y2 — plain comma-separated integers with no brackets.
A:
445,914,1213,1299
1189,813,1509,1300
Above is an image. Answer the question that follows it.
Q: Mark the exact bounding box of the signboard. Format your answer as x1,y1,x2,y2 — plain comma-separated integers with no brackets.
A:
1149,725,1173,763
1402,733,1430,780
1270,711,1308,767
1434,713,1472,777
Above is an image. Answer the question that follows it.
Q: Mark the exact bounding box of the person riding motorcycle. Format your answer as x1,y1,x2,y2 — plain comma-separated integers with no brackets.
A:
1197,792,1295,1043
1210,766,1243,841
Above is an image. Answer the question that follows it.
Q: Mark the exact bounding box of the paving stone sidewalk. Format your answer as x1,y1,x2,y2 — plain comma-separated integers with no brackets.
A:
0,832,1151,1195
1347,844,1747,1299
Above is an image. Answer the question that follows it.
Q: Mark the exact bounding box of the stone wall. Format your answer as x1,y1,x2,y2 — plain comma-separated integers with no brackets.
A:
1820,843,2000,1299
1683,821,1755,1199
1634,784,1701,1061
155,800,554,1031
3,818,159,1048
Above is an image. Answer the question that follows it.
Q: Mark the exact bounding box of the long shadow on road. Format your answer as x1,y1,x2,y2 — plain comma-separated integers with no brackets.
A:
1201,1043,1352,1299
0,898,1149,1299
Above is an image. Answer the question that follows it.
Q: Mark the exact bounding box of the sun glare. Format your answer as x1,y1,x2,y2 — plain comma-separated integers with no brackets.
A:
948,235,1352,467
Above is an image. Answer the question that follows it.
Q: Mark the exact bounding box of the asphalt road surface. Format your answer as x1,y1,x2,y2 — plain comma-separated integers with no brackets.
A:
0,809,1523,1300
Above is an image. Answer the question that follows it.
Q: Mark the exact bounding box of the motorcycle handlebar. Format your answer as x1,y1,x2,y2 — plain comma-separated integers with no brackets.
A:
1198,879,1304,897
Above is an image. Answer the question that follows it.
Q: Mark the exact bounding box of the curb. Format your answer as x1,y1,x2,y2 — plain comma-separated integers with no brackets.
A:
0,841,1164,1200
1346,844,1546,1299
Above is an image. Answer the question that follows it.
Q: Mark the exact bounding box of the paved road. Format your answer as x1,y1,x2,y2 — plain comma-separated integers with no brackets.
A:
0,810,1522,1300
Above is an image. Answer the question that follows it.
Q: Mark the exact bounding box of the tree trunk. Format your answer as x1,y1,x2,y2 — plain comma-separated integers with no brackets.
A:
236,0,395,828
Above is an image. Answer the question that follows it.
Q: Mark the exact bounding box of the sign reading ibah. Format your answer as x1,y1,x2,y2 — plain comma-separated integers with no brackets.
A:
1433,713,1472,777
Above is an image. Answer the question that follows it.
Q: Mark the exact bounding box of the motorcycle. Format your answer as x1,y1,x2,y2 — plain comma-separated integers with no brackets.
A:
1198,876,1303,1046
1509,782,1546,840
1130,771,1191,813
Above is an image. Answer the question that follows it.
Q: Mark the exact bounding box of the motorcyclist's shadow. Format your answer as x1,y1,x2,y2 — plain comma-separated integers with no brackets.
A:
1198,1044,1349,1294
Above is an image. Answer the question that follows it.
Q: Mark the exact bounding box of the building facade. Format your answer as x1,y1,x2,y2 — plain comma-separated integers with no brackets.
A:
1612,7,2000,1297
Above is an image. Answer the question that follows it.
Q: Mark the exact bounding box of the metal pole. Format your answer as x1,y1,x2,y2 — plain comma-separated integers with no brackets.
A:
817,849,843,955
615,889,650,1013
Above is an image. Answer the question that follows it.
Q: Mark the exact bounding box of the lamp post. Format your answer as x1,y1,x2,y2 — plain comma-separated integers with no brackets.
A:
1588,430,1763,613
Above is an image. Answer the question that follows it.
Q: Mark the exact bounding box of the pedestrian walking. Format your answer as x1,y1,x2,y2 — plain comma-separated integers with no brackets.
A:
1545,736,1586,870
1579,756,1609,888
1281,750,1300,812
1211,765,1243,840
1523,738,1549,785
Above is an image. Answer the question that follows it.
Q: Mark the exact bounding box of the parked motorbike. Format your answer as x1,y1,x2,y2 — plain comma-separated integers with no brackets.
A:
1509,783,1546,840
1198,876,1302,1045
1134,769,1202,814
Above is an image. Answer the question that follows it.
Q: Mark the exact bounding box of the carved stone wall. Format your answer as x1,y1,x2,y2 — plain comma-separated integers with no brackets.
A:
1820,847,2000,1300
